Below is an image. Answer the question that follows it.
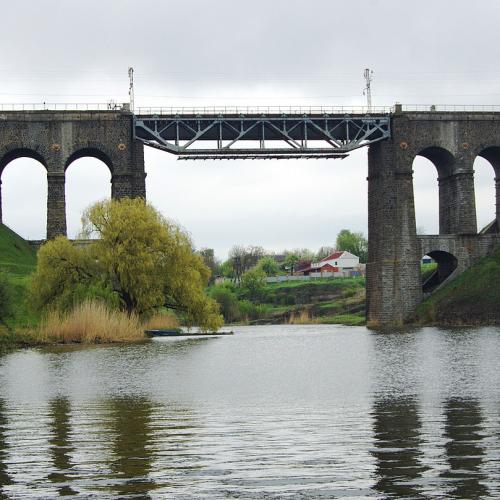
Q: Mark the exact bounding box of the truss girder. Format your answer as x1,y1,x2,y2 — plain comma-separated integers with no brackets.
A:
134,114,391,158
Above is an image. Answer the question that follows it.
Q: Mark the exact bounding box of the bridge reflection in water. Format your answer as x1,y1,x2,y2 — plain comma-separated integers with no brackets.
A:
370,396,429,498
441,398,488,499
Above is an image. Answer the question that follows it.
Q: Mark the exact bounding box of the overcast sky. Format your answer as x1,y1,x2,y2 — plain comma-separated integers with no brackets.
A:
1,0,499,259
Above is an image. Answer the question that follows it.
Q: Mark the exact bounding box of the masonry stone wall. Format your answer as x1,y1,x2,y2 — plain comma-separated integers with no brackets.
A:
0,111,146,239
367,111,500,326
418,234,500,273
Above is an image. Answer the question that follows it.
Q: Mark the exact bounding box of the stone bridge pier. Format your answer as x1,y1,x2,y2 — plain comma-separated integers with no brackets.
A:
367,110,500,326
0,111,146,239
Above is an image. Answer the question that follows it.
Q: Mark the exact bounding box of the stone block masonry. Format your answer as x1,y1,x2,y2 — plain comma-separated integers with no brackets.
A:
2,109,500,326
0,110,146,239
366,111,500,326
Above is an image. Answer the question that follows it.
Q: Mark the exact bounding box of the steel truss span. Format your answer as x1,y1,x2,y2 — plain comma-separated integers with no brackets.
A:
134,113,391,160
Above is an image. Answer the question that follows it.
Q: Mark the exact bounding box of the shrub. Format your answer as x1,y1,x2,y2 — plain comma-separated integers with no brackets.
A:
210,285,241,323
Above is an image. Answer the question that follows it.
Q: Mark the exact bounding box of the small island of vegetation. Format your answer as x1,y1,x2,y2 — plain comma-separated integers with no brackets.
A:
0,198,223,345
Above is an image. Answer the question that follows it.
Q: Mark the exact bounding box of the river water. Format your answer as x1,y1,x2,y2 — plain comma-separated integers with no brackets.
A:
0,325,498,498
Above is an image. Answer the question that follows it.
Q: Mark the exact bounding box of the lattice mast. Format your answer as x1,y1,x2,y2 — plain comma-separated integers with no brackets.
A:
363,68,373,112
128,67,135,112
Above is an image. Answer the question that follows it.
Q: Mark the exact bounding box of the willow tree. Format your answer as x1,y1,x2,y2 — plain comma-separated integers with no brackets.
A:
29,198,223,331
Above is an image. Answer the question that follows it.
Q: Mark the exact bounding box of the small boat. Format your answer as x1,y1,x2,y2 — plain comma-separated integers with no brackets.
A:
145,329,234,337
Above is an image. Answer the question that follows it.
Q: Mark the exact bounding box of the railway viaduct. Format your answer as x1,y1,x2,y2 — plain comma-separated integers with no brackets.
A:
0,105,499,326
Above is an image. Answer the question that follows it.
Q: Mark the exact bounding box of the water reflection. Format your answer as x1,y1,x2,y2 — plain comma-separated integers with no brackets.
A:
370,396,428,498
0,399,11,494
0,325,498,497
441,398,488,498
48,398,77,496
106,397,157,498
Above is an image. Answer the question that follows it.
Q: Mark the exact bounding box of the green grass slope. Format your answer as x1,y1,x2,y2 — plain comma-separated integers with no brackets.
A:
0,223,38,330
415,247,500,325
0,223,36,273
229,277,366,326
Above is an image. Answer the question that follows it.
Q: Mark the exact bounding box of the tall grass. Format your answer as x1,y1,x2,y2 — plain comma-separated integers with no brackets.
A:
143,311,180,330
36,301,145,343
288,309,312,324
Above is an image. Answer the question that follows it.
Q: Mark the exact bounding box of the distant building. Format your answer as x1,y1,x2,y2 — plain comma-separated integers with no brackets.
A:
294,260,312,274
296,251,360,276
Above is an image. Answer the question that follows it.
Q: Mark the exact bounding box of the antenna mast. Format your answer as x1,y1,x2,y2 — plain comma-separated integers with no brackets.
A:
128,67,135,112
363,68,373,112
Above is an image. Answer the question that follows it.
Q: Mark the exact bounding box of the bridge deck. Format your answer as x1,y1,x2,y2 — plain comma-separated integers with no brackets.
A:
134,112,391,159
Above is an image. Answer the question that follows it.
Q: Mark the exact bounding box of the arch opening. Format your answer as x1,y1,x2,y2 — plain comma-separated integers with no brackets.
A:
0,148,47,172
0,156,47,239
476,147,500,233
421,250,458,294
412,152,443,235
414,147,457,235
65,156,112,238
65,148,113,174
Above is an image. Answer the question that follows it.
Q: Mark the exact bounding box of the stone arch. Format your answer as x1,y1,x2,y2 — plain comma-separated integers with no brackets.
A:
64,147,114,174
416,146,455,178
412,146,456,235
421,249,458,294
0,147,48,173
414,145,476,235
475,146,500,233
0,148,48,236
65,148,113,238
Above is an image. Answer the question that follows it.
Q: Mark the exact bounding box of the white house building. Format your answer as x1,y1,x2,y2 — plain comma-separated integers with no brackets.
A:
297,250,361,277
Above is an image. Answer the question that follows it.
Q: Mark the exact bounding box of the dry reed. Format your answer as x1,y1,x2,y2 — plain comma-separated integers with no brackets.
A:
288,309,312,324
143,311,179,330
37,300,145,343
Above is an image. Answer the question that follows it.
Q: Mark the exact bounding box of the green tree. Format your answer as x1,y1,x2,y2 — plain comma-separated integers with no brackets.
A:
228,245,265,283
256,256,280,277
335,229,368,263
28,198,223,331
283,253,300,275
240,268,267,301
219,260,234,279
198,248,220,285
209,284,241,323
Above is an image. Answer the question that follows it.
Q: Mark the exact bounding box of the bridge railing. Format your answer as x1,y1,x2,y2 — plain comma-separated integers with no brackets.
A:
136,105,393,116
400,104,500,112
0,103,127,111
2,103,500,114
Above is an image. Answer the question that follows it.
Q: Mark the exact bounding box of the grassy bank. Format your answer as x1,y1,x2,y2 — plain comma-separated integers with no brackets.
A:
0,223,38,335
210,277,366,326
414,247,500,325
0,224,155,345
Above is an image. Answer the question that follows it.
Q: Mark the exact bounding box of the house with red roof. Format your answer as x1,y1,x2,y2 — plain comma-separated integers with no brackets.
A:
296,250,360,276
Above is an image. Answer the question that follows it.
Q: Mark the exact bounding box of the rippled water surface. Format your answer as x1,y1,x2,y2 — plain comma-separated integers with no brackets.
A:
0,325,499,498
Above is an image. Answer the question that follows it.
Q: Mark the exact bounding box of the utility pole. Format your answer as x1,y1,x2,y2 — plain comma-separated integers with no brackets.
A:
128,67,135,112
363,68,373,112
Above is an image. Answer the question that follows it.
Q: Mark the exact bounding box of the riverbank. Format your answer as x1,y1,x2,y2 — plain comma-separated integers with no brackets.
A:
209,277,366,326
414,247,500,325
0,223,38,335
3,222,500,337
